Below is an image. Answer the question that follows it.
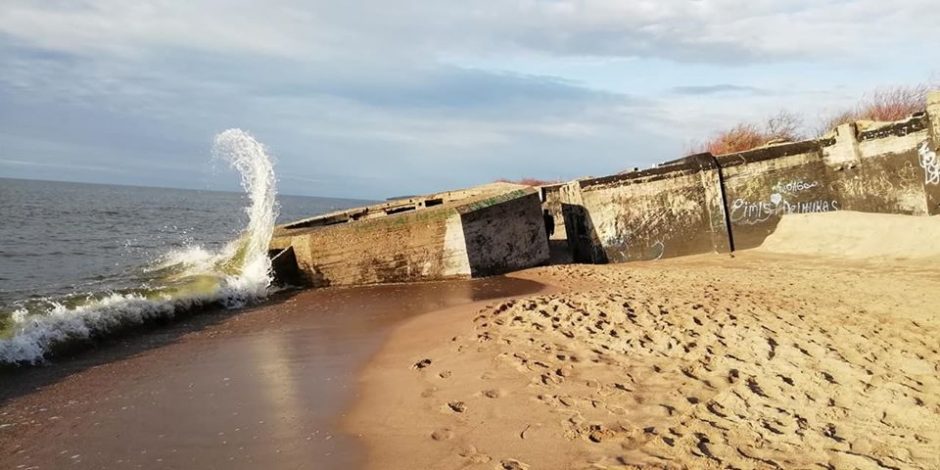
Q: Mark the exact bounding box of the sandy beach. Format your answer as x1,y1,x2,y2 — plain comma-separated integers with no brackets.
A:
346,215,940,469
3,214,939,469
0,278,545,469
4,2,940,469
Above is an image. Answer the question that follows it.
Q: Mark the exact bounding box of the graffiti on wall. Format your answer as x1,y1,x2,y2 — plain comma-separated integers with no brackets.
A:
919,141,940,185
650,240,665,260
601,218,668,261
730,187,839,225
772,180,820,194
828,161,919,197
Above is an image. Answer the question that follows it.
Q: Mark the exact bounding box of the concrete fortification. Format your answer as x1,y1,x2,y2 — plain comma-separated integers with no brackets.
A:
549,90,940,263
272,90,940,287
270,183,549,287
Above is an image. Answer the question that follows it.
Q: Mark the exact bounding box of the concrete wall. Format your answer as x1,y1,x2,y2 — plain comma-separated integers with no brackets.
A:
271,187,548,287
558,180,597,263
274,93,940,278
558,100,940,261
459,189,550,276
924,91,940,215
282,182,528,230
718,141,835,249
834,116,930,215
271,205,463,287
571,154,731,262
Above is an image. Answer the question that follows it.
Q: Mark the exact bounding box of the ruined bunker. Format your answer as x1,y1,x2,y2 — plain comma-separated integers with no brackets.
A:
272,91,940,285
546,90,940,263
270,183,550,287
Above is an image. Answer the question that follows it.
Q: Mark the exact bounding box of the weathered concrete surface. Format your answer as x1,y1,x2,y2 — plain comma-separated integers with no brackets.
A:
834,115,930,215
718,141,835,250
282,182,527,230
924,91,940,215
720,113,932,250
558,180,597,263
459,189,550,276
271,185,549,287
273,91,940,276
556,94,940,262
571,154,731,262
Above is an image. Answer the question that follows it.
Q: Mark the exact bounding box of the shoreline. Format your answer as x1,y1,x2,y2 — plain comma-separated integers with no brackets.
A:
342,270,567,467
0,276,546,469
4,236,939,468
345,252,940,469
0,290,298,371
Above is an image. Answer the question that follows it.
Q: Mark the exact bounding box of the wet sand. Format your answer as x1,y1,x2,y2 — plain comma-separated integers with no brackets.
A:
346,252,940,469
0,277,545,469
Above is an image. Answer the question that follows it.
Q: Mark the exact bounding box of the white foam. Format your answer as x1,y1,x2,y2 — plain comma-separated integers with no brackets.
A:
0,129,280,364
213,128,280,300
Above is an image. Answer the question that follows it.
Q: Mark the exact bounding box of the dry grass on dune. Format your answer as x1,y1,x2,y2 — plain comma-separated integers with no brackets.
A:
821,83,935,132
692,110,804,156
691,81,936,157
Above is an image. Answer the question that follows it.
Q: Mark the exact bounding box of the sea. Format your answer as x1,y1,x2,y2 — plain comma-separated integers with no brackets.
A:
0,130,368,364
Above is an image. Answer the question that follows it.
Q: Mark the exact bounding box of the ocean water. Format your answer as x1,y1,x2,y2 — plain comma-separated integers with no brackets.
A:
0,130,368,364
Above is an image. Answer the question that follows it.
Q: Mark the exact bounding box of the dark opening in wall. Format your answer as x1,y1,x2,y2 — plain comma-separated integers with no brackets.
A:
424,198,444,207
385,205,417,215
268,247,305,287
574,214,588,238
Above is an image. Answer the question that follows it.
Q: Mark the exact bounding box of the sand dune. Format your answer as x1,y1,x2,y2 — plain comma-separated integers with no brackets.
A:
347,214,940,469
759,211,940,261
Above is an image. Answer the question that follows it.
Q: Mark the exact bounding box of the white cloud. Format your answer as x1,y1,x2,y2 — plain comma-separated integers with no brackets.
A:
0,1,938,197
2,1,938,63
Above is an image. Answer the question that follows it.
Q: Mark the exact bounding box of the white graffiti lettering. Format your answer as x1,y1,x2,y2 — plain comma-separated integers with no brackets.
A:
773,180,820,194
651,240,664,260
918,141,940,185
730,197,839,225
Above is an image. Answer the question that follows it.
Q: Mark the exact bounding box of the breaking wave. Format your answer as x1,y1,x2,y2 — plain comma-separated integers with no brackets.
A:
0,129,279,364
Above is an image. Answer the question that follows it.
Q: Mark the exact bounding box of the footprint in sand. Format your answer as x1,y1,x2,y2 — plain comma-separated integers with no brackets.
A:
458,445,492,464
588,424,618,443
499,458,530,470
447,401,467,413
431,428,454,441
557,395,575,407
412,358,432,370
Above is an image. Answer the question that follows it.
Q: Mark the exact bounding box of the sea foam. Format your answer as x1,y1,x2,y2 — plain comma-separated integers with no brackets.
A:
0,129,279,364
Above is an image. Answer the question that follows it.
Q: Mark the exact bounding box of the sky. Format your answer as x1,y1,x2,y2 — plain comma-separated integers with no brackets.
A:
1,1,938,199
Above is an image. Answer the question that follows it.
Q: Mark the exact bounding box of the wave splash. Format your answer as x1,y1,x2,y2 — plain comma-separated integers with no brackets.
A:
0,129,279,364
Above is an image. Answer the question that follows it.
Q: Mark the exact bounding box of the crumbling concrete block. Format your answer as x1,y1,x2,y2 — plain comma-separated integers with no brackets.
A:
270,184,549,287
